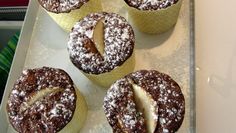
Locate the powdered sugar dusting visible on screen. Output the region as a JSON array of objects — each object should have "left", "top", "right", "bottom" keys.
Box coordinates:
[
  {"left": 103, "top": 78, "right": 146, "bottom": 132},
  {"left": 68, "top": 12, "right": 135, "bottom": 74},
  {"left": 103, "top": 70, "right": 185, "bottom": 132},
  {"left": 38, "top": 0, "right": 89, "bottom": 13},
  {"left": 7, "top": 67, "right": 77, "bottom": 132},
  {"left": 125, "top": 0, "right": 179, "bottom": 10}
]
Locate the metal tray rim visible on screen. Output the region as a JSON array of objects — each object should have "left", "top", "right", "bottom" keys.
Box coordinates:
[{"left": 0, "top": 0, "right": 196, "bottom": 132}]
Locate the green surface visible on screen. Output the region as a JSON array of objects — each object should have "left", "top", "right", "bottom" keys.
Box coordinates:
[{"left": 0, "top": 31, "right": 19, "bottom": 99}]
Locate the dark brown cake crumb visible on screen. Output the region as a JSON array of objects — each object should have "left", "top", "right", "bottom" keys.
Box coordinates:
[
  {"left": 124, "top": 0, "right": 179, "bottom": 10},
  {"left": 103, "top": 70, "right": 185, "bottom": 133},
  {"left": 7, "top": 67, "right": 77, "bottom": 133},
  {"left": 38, "top": 0, "right": 89, "bottom": 13},
  {"left": 68, "top": 12, "right": 135, "bottom": 74}
]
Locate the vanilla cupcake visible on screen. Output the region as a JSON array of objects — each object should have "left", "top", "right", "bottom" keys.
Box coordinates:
[
  {"left": 68, "top": 12, "right": 135, "bottom": 87},
  {"left": 104, "top": 70, "right": 185, "bottom": 132},
  {"left": 38, "top": 0, "right": 102, "bottom": 32},
  {"left": 124, "top": 0, "right": 182, "bottom": 34},
  {"left": 7, "top": 67, "right": 87, "bottom": 133}
]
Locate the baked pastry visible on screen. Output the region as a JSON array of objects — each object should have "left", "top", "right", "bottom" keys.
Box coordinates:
[
  {"left": 103, "top": 70, "right": 185, "bottom": 133},
  {"left": 68, "top": 12, "right": 135, "bottom": 87},
  {"left": 7, "top": 67, "right": 87, "bottom": 133},
  {"left": 124, "top": 0, "right": 182, "bottom": 34},
  {"left": 38, "top": 0, "right": 102, "bottom": 32}
]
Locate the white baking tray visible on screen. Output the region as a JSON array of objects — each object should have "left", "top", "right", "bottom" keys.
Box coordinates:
[{"left": 0, "top": 0, "right": 195, "bottom": 132}]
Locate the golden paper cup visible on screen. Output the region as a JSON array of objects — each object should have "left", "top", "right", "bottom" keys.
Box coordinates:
[
  {"left": 68, "top": 12, "right": 136, "bottom": 88},
  {"left": 84, "top": 54, "right": 135, "bottom": 88},
  {"left": 125, "top": 0, "right": 182, "bottom": 34},
  {"left": 60, "top": 88, "right": 87, "bottom": 133},
  {"left": 47, "top": 0, "right": 102, "bottom": 32}
]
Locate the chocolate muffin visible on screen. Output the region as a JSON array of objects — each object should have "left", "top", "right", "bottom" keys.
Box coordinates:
[
  {"left": 125, "top": 0, "right": 179, "bottom": 10},
  {"left": 124, "top": 0, "right": 182, "bottom": 34},
  {"left": 103, "top": 70, "right": 185, "bottom": 133},
  {"left": 68, "top": 12, "right": 135, "bottom": 87},
  {"left": 37, "top": 0, "right": 102, "bottom": 32},
  {"left": 7, "top": 67, "right": 87, "bottom": 133}
]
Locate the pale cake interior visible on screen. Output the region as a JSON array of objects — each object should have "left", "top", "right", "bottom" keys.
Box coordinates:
[
  {"left": 132, "top": 83, "right": 157, "bottom": 133},
  {"left": 93, "top": 18, "right": 105, "bottom": 55},
  {"left": 20, "top": 87, "right": 63, "bottom": 112},
  {"left": 8, "top": 87, "right": 87, "bottom": 133}
]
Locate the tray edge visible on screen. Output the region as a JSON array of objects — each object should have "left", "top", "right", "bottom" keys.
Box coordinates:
[
  {"left": 0, "top": 0, "right": 39, "bottom": 131},
  {"left": 189, "top": 0, "right": 196, "bottom": 132}
]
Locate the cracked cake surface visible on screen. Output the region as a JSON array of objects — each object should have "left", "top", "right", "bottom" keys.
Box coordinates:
[
  {"left": 68, "top": 12, "right": 135, "bottom": 75},
  {"left": 124, "top": 0, "right": 179, "bottom": 10},
  {"left": 38, "top": 0, "right": 90, "bottom": 13},
  {"left": 7, "top": 67, "right": 77, "bottom": 133},
  {"left": 103, "top": 70, "right": 185, "bottom": 133}
]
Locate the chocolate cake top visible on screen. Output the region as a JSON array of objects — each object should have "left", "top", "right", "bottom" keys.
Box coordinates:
[
  {"left": 68, "top": 12, "right": 135, "bottom": 74},
  {"left": 7, "top": 67, "right": 77, "bottom": 133},
  {"left": 38, "top": 0, "right": 89, "bottom": 13},
  {"left": 103, "top": 70, "right": 185, "bottom": 133},
  {"left": 124, "top": 0, "right": 179, "bottom": 10}
]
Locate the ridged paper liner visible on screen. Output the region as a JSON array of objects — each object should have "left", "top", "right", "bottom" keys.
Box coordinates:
[
  {"left": 8, "top": 88, "right": 88, "bottom": 133},
  {"left": 47, "top": 0, "right": 102, "bottom": 32},
  {"left": 84, "top": 54, "right": 135, "bottom": 88},
  {"left": 60, "top": 89, "right": 87, "bottom": 133},
  {"left": 125, "top": 0, "right": 182, "bottom": 34}
]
